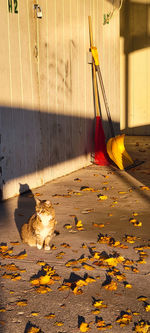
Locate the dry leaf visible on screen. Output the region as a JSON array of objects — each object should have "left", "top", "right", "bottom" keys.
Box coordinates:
[
  {"left": 103, "top": 280, "right": 117, "bottom": 291},
  {"left": 137, "top": 296, "right": 148, "bottom": 302},
  {"left": 93, "top": 300, "right": 107, "bottom": 308},
  {"left": 10, "top": 241, "right": 20, "bottom": 246},
  {"left": 145, "top": 304, "right": 150, "bottom": 312},
  {"left": 140, "top": 186, "right": 150, "bottom": 191},
  {"left": 82, "top": 263, "right": 94, "bottom": 271},
  {"left": 44, "top": 313, "right": 55, "bottom": 319},
  {"left": 134, "top": 320, "right": 150, "bottom": 332},
  {"left": 17, "top": 300, "right": 28, "bottom": 306},
  {"left": 26, "top": 327, "right": 40, "bottom": 333},
  {"left": 54, "top": 321, "right": 64, "bottom": 326},
  {"left": 31, "top": 312, "right": 39, "bottom": 316},
  {"left": 64, "top": 224, "right": 72, "bottom": 229},
  {"left": 0, "top": 308, "right": 6, "bottom": 313},
  {"left": 116, "top": 312, "right": 132, "bottom": 327},
  {"left": 80, "top": 322, "right": 90, "bottom": 332},
  {"left": 97, "top": 194, "right": 108, "bottom": 200},
  {"left": 35, "top": 286, "right": 52, "bottom": 294},
  {"left": 93, "top": 223, "right": 104, "bottom": 228}
]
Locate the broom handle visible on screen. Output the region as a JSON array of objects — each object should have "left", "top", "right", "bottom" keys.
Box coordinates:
[
  {"left": 88, "top": 16, "right": 99, "bottom": 117},
  {"left": 96, "top": 66, "right": 115, "bottom": 137}
]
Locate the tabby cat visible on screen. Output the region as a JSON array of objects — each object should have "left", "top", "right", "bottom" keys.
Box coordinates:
[{"left": 21, "top": 199, "right": 57, "bottom": 250}]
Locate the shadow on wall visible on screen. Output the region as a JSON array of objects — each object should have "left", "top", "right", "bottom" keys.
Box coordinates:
[
  {"left": 120, "top": 0, "right": 150, "bottom": 134},
  {"left": 0, "top": 105, "right": 120, "bottom": 201}
]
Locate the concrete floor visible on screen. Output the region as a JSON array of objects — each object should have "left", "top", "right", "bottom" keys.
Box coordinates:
[{"left": 0, "top": 136, "right": 150, "bottom": 333}]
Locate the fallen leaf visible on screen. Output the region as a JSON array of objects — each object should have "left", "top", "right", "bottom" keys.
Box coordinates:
[
  {"left": 31, "top": 312, "right": 39, "bottom": 316},
  {"left": 17, "top": 300, "right": 28, "bottom": 306},
  {"left": 145, "top": 304, "right": 150, "bottom": 312},
  {"left": 35, "top": 286, "right": 52, "bottom": 294},
  {"left": 103, "top": 280, "right": 117, "bottom": 291},
  {"left": 93, "top": 300, "right": 107, "bottom": 308},
  {"left": 44, "top": 313, "right": 55, "bottom": 319},
  {"left": 54, "top": 321, "right": 64, "bottom": 326},
  {"left": 10, "top": 241, "right": 20, "bottom": 246},
  {"left": 97, "top": 194, "right": 108, "bottom": 200},
  {"left": 134, "top": 320, "right": 150, "bottom": 332},
  {"left": 93, "top": 223, "right": 104, "bottom": 228},
  {"left": 26, "top": 327, "right": 40, "bottom": 333},
  {"left": 64, "top": 224, "right": 72, "bottom": 229},
  {"left": 137, "top": 296, "right": 148, "bottom": 302},
  {"left": 82, "top": 263, "right": 94, "bottom": 271},
  {"left": 0, "top": 308, "right": 6, "bottom": 313},
  {"left": 80, "top": 322, "right": 90, "bottom": 332}
]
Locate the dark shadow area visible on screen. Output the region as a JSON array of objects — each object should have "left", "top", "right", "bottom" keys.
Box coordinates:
[
  {"left": 0, "top": 105, "right": 120, "bottom": 201},
  {"left": 14, "top": 183, "right": 36, "bottom": 236},
  {"left": 120, "top": 0, "right": 150, "bottom": 134}
]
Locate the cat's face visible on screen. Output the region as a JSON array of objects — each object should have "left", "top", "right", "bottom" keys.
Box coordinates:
[{"left": 36, "top": 199, "right": 54, "bottom": 217}]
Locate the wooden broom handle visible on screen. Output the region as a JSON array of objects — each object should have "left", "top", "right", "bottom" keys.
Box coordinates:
[{"left": 88, "top": 16, "right": 99, "bottom": 117}]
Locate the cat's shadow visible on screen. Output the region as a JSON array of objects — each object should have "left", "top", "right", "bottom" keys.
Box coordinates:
[{"left": 14, "top": 183, "right": 36, "bottom": 237}]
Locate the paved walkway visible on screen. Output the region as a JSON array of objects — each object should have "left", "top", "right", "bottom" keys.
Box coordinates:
[{"left": 0, "top": 136, "right": 150, "bottom": 333}]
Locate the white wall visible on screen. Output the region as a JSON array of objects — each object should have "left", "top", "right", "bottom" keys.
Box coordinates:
[{"left": 0, "top": 0, "right": 120, "bottom": 200}]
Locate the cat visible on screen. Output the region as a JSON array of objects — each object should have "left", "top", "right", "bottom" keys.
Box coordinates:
[{"left": 21, "top": 199, "right": 57, "bottom": 250}]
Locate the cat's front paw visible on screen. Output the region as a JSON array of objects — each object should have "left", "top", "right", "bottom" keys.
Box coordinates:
[
  {"left": 44, "top": 245, "right": 50, "bottom": 251},
  {"left": 37, "top": 244, "right": 42, "bottom": 250}
]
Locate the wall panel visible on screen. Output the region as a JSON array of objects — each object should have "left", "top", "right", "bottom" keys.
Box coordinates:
[{"left": 0, "top": 0, "right": 120, "bottom": 200}]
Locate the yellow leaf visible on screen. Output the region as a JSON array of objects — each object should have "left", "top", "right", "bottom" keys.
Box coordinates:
[
  {"left": 91, "top": 309, "right": 100, "bottom": 314},
  {"left": 44, "top": 313, "right": 55, "bottom": 319},
  {"left": 31, "top": 312, "right": 39, "bottom": 316},
  {"left": 64, "top": 224, "right": 72, "bottom": 229},
  {"left": 145, "top": 304, "right": 150, "bottom": 312},
  {"left": 36, "top": 261, "right": 46, "bottom": 266},
  {"left": 104, "top": 281, "right": 117, "bottom": 291},
  {"left": 65, "top": 260, "right": 79, "bottom": 267},
  {"left": 134, "top": 320, "right": 150, "bottom": 332},
  {"left": 30, "top": 278, "right": 40, "bottom": 286},
  {"left": 17, "top": 300, "right": 28, "bottom": 306},
  {"left": 73, "top": 286, "right": 83, "bottom": 295},
  {"left": 55, "top": 321, "right": 64, "bottom": 326},
  {"left": 0, "top": 308, "right": 6, "bottom": 313},
  {"left": 58, "top": 284, "right": 70, "bottom": 291},
  {"left": 140, "top": 186, "right": 150, "bottom": 191},
  {"left": 85, "top": 277, "right": 96, "bottom": 284},
  {"left": 93, "top": 223, "right": 104, "bottom": 228},
  {"left": 93, "top": 300, "right": 107, "bottom": 308},
  {"left": 137, "top": 296, "right": 148, "bottom": 302},
  {"left": 10, "top": 241, "right": 20, "bottom": 246},
  {"left": 82, "top": 264, "right": 94, "bottom": 271},
  {"left": 39, "top": 275, "right": 52, "bottom": 285},
  {"left": 26, "top": 327, "right": 40, "bottom": 333},
  {"left": 11, "top": 274, "right": 21, "bottom": 281},
  {"left": 76, "top": 279, "right": 87, "bottom": 287},
  {"left": 124, "top": 283, "right": 132, "bottom": 289},
  {"left": 80, "top": 322, "right": 90, "bottom": 332},
  {"left": 14, "top": 252, "right": 27, "bottom": 260},
  {"left": 97, "top": 194, "right": 108, "bottom": 200},
  {"left": 35, "top": 286, "right": 52, "bottom": 294}
]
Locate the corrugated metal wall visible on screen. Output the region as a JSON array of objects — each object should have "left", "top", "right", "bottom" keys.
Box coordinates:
[{"left": 0, "top": 0, "right": 120, "bottom": 200}]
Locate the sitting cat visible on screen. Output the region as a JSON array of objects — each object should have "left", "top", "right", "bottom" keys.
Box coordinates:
[{"left": 21, "top": 199, "right": 57, "bottom": 250}]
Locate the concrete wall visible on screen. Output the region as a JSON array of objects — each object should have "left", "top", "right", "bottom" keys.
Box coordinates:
[
  {"left": 120, "top": 0, "right": 150, "bottom": 134},
  {"left": 0, "top": 0, "right": 120, "bottom": 200}
]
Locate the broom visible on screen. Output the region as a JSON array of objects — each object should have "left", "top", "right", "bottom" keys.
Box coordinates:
[{"left": 88, "top": 16, "right": 110, "bottom": 166}]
